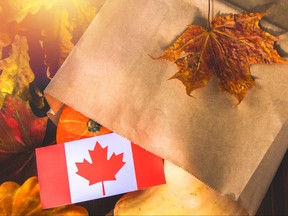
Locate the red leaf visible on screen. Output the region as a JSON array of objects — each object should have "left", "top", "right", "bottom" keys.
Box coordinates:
[
  {"left": 0, "top": 94, "right": 48, "bottom": 184},
  {"left": 75, "top": 142, "right": 126, "bottom": 196}
]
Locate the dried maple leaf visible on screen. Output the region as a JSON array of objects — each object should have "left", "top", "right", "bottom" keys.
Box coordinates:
[
  {"left": 76, "top": 142, "right": 126, "bottom": 196},
  {"left": 159, "top": 12, "right": 287, "bottom": 102},
  {"left": 0, "top": 94, "right": 47, "bottom": 184},
  {"left": 0, "top": 35, "right": 34, "bottom": 109}
]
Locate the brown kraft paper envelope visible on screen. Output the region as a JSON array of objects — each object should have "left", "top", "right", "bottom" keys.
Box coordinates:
[{"left": 44, "top": 0, "right": 288, "bottom": 215}]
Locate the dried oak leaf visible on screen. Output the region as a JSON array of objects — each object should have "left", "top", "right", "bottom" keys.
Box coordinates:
[
  {"left": 0, "top": 35, "right": 34, "bottom": 109},
  {"left": 159, "top": 12, "right": 287, "bottom": 102},
  {"left": 42, "top": 7, "right": 74, "bottom": 78},
  {"left": 0, "top": 0, "right": 53, "bottom": 47},
  {"left": 0, "top": 94, "right": 47, "bottom": 184},
  {"left": 0, "top": 176, "right": 88, "bottom": 215},
  {"left": 0, "top": 0, "right": 53, "bottom": 23},
  {"left": 66, "top": 0, "right": 100, "bottom": 33},
  {"left": 76, "top": 142, "right": 125, "bottom": 196},
  {"left": 0, "top": 9, "right": 18, "bottom": 47}
]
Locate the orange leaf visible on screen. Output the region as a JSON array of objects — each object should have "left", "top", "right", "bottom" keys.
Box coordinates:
[{"left": 159, "top": 12, "right": 287, "bottom": 103}]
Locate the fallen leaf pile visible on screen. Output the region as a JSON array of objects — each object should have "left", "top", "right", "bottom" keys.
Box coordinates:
[
  {"left": 0, "top": 0, "right": 105, "bottom": 214},
  {"left": 158, "top": 13, "right": 287, "bottom": 102},
  {"left": 0, "top": 0, "right": 103, "bottom": 109}
]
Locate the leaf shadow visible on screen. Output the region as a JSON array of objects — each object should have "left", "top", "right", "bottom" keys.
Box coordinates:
[
  {"left": 274, "top": 43, "right": 288, "bottom": 58},
  {"left": 191, "top": 8, "right": 207, "bottom": 28}
]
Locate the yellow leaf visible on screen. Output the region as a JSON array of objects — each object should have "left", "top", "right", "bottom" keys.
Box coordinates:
[
  {"left": 41, "top": 0, "right": 102, "bottom": 78},
  {"left": 0, "top": 10, "right": 18, "bottom": 47},
  {"left": 29, "top": 84, "right": 45, "bottom": 110},
  {"left": 42, "top": 8, "right": 74, "bottom": 78},
  {"left": 0, "top": 177, "right": 88, "bottom": 216},
  {"left": 0, "top": 22, "right": 18, "bottom": 47},
  {"left": 0, "top": 0, "right": 55, "bottom": 23},
  {"left": 0, "top": 35, "right": 34, "bottom": 108},
  {"left": 68, "top": 0, "right": 100, "bottom": 32},
  {"left": 0, "top": 0, "right": 55, "bottom": 47}
]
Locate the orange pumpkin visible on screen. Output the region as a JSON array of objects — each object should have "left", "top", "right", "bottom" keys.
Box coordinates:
[
  {"left": 0, "top": 176, "right": 88, "bottom": 215},
  {"left": 56, "top": 105, "right": 112, "bottom": 143}
]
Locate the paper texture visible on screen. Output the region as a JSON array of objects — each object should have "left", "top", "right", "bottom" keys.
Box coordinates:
[{"left": 44, "top": 0, "right": 288, "bottom": 214}]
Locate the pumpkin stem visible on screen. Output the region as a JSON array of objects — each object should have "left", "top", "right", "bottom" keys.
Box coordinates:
[{"left": 87, "top": 119, "right": 102, "bottom": 132}]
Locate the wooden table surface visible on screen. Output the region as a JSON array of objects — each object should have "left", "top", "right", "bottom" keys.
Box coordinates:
[{"left": 256, "top": 151, "right": 288, "bottom": 215}]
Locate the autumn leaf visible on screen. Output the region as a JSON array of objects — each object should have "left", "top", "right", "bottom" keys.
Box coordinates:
[
  {"left": 0, "top": 0, "right": 103, "bottom": 109},
  {"left": 0, "top": 94, "right": 47, "bottom": 184},
  {"left": 67, "top": 0, "right": 100, "bottom": 33},
  {"left": 0, "top": 0, "right": 54, "bottom": 23},
  {"left": 159, "top": 12, "right": 287, "bottom": 102},
  {"left": 0, "top": 176, "right": 88, "bottom": 215},
  {"left": 42, "top": 7, "right": 74, "bottom": 78},
  {"left": 41, "top": 0, "right": 102, "bottom": 78},
  {"left": 0, "top": 0, "right": 53, "bottom": 47},
  {"left": 0, "top": 35, "right": 34, "bottom": 109},
  {"left": 76, "top": 142, "right": 126, "bottom": 196},
  {"left": 0, "top": 13, "right": 18, "bottom": 47}
]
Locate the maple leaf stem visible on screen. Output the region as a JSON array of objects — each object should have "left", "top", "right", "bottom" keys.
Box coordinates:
[
  {"left": 207, "top": 0, "right": 211, "bottom": 31},
  {"left": 102, "top": 181, "right": 106, "bottom": 196}
]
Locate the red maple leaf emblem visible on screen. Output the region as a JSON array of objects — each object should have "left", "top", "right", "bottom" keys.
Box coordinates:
[{"left": 75, "top": 142, "right": 126, "bottom": 196}]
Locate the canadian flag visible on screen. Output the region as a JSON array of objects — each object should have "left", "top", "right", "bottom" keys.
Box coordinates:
[{"left": 36, "top": 133, "right": 166, "bottom": 209}]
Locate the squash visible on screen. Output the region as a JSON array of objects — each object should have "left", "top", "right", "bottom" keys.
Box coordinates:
[
  {"left": 0, "top": 176, "right": 88, "bottom": 216},
  {"left": 114, "top": 161, "right": 249, "bottom": 215},
  {"left": 56, "top": 105, "right": 112, "bottom": 143}
]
